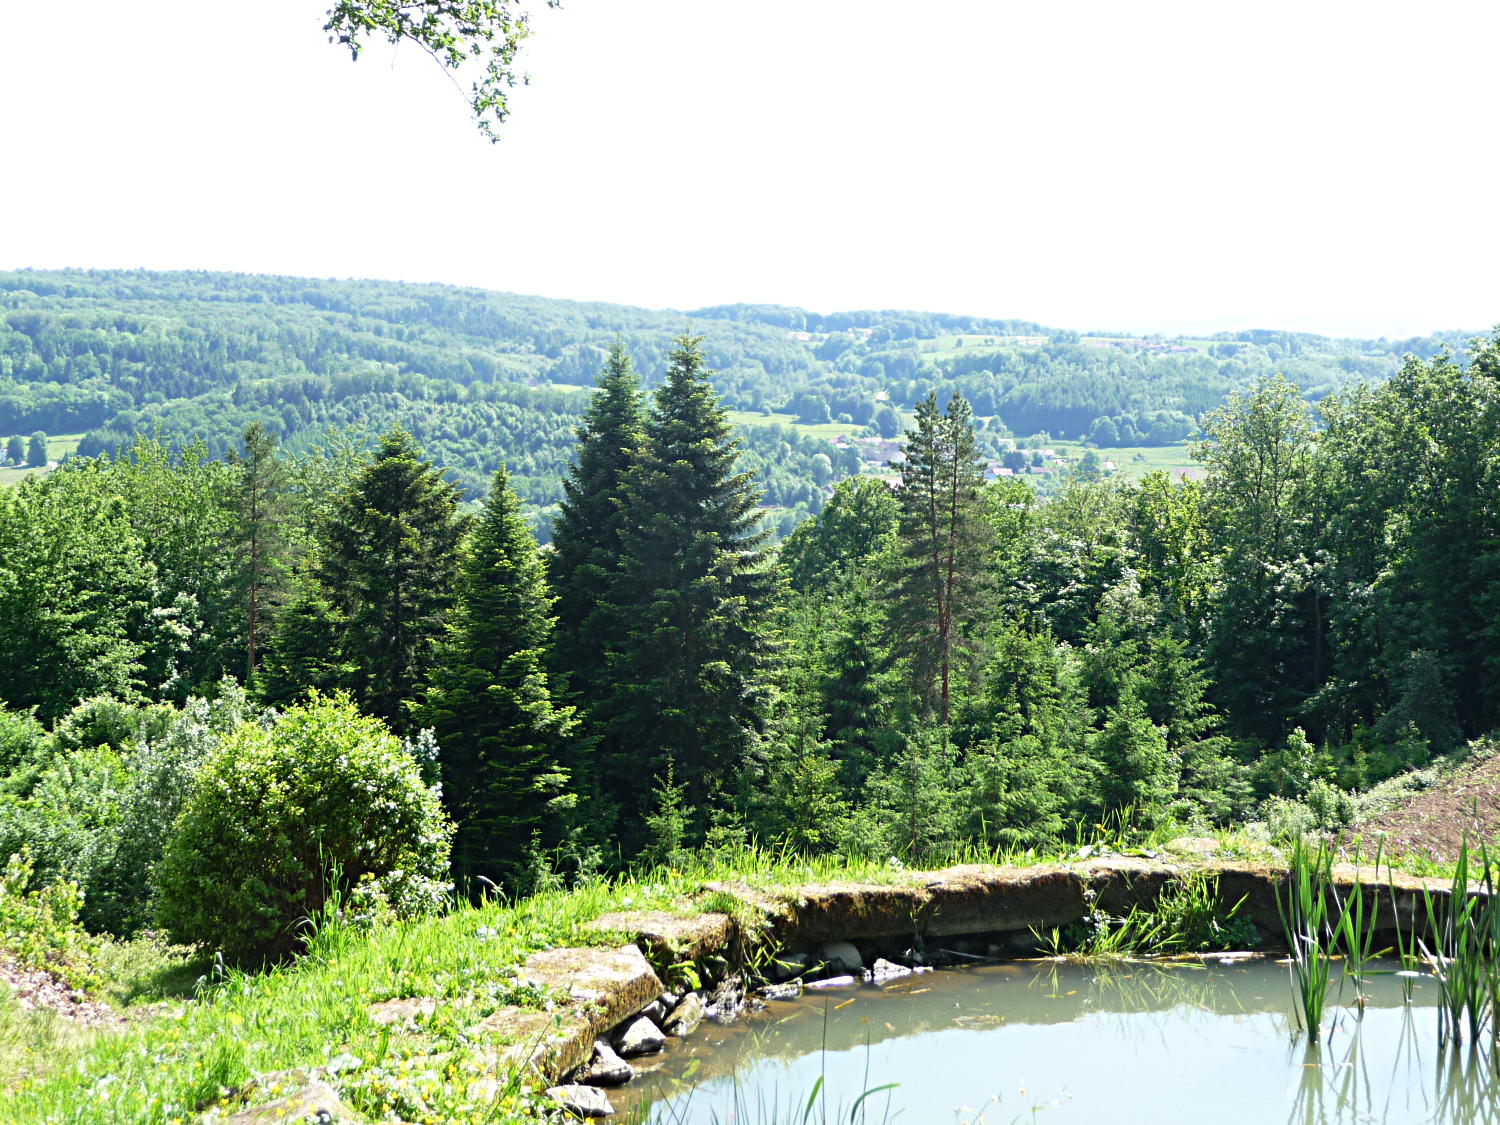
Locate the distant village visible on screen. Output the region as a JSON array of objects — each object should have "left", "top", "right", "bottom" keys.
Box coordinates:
[{"left": 830, "top": 434, "right": 1113, "bottom": 485}]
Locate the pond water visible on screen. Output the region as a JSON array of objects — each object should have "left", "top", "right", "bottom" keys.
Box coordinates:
[{"left": 618, "top": 959, "right": 1500, "bottom": 1125}]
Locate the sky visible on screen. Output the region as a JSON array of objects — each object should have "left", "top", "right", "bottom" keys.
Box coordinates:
[{"left": 2, "top": 0, "right": 1498, "bottom": 339}]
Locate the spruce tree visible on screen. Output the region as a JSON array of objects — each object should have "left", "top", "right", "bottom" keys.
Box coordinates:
[
  {"left": 888, "top": 392, "right": 992, "bottom": 724},
  {"left": 604, "top": 334, "right": 771, "bottom": 834},
  {"left": 231, "top": 423, "right": 291, "bottom": 682},
  {"left": 422, "top": 467, "right": 576, "bottom": 890},
  {"left": 317, "top": 428, "right": 467, "bottom": 730},
  {"left": 549, "top": 341, "right": 646, "bottom": 705}
]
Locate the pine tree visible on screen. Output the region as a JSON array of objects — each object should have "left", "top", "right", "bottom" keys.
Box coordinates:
[
  {"left": 422, "top": 467, "right": 576, "bottom": 889},
  {"left": 231, "top": 423, "right": 291, "bottom": 681},
  {"left": 255, "top": 569, "right": 348, "bottom": 706},
  {"left": 317, "top": 429, "right": 468, "bottom": 730},
  {"left": 549, "top": 341, "right": 646, "bottom": 705},
  {"left": 603, "top": 334, "right": 771, "bottom": 835},
  {"left": 888, "top": 392, "right": 992, "bottom": 724}
]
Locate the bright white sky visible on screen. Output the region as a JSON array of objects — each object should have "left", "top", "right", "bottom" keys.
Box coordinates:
[{"left": 3, "top": 0, "right": 1498, "bottom": 338}]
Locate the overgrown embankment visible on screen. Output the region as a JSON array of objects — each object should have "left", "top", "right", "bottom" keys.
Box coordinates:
[{"left": 4, "top": 840, "right": 1490, "bottom": 1125}]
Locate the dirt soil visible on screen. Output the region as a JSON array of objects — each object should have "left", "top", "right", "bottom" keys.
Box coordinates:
[
  {"left": 1356, "top": 753, "right": 1500, "bottom": 862},
  {"left": 0, "top": 956, "right": 124, "bottom": 1031}
]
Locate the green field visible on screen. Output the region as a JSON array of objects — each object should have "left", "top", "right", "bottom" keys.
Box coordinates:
[
  {"left": 726, "top": 410, "right": 869, "bottom": 441},
  {"left": 1050, "top": 439, "right": 1202, "bottom": 482},
  {"left": 0, "top": 434, "right": 83, "bottom": 488},
  {"left": 916, "top": 333, "right": 1039, "bottom": 360}
]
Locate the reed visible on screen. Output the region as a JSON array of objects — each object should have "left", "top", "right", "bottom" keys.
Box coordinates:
[
  {"left": 1416, "top": 840, "right": 1499, "bottom": 1048},
  {"left": 1276, "top": 837, "right": 1336, "bottom": 1036}
]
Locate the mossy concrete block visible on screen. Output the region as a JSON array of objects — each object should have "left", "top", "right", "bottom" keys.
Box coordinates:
[
  {"left": 586, "top": 910, "right": 736, "bottom": 962},
  {"left": 468, "top": 944, "right": 663, "bottom": 1081},
  {"left": 523, "top": 944, "right": 663, "bottom": 1026},
  {"left": 366, "top": 996, "right": 436, "bottom": 1026},
  {"left": 215, "top": 1080, "right": 361, "bottom": 1124},
  {"left": 921, "top": 865, "right": 1089, "bottom": 936}
]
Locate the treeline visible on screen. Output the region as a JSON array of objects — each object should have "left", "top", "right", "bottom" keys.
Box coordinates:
[
  {"left": 4, "top": 331, "right": 1499, "bottom": 940},
  {"left": 1, "top": 269, "right": 1469, "bottom": 534}
]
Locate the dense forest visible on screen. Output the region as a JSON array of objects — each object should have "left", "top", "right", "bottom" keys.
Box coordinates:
[
  {"left": 2, "top": 327, "right": 1498, "bottom": 961},
  {"left": 0, "top": 268, "right": 1474, "bottom": 536}
]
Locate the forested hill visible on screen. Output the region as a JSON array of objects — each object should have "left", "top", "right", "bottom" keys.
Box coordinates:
[{"left": 0, "top": 268, "right": 1477, "bottom": 532}]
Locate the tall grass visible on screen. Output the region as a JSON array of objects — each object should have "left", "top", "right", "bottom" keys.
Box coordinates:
[
  {"left": 1416, "top": 841, "right": 1500, "bottom": 1048},
  {"left": 1276, "top": 838, "right": 1338, "bottom": 1036}
]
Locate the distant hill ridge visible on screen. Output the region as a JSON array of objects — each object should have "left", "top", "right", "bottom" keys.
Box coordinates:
[{"left": 0, "top": 268, "right": 1479, "bottom": 531}]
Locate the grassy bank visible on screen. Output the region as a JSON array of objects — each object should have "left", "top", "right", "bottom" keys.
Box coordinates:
[{"left": 2, "top": 828, "right": 1491, "bottom": 1125}]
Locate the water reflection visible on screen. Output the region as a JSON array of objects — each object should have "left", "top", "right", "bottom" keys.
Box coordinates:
[{"left": 620, "top": 960, "right": 1500, "bottom": 1125}]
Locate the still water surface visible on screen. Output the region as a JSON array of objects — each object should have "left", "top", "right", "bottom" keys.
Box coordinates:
[{"left": 620, "top": 959, "right": 1499, "bottom": 1125}]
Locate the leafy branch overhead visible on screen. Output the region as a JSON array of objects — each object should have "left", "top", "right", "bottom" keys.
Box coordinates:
[{"left": 323, "top": 0, "right": 560, "bottom": 140}]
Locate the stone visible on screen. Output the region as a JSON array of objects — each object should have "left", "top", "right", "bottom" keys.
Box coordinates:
[
  {"left": 575, "top": 1038, "right": 634, "bottom": 1087},
  {"left": 770, "top": 951, "right": 814, "bottom": 982},
  {"left": 523, "top": 945, "right": 663, "bottom": 1028},
  {"left": 760, "top": 980, "right": 803, "bottom": 1001},
  {"left": 584, "top": 911, "right": 736, "bottom": 963},
  {"left": 366, "top": 997, "right": 436, "bottom": 1026},
  {"left": 612, "top": 1014, "right": 666, "bottom": 1057},
  {"left": 639, "top": 999, "right": 667, "bottom": 1025},
  {"left": 660, "top": 990, "right": 683, "bottom": 1009},
  {"left": 869, "top": 958, "right": 910, "bottom": 982},
  {"left": 819, "top": 941, "right": 864, "bottom": 972},
  {"left": 806, "top": 974, "right": 859, "bottom": 989},
  {"left": 546, "top": 1083, "right": 615, "bottom": 1118},
  {"left": 662, "top": 991, "right": 704, "bottom": 1037},
  {"left": 217, "top": 1080, "right": 360, "bottom": 1124},
  {"left": 467, "top": 1007, "right": 595, "bottom": 1079},
  {"left": 1164, "top": 836, "right": 1222, "bottom": 857}
]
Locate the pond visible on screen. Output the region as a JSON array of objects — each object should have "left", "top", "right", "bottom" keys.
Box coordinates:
[{"left": 617, "top": 959, "right": 1499, "bottom": 1125}]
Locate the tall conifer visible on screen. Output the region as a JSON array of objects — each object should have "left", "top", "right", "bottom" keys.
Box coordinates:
[
  {"left": 604, "top": 334, "right": 771, "bottom": 833},
  {"left": 422, "top": 467, "right": 575, "bottom": 889},
  {"left": 317, "top": 428, "right": 467, "bottom": 730},
  {"left": 231, "top": 423, "right": 291, "bottom": 682},
  {"left": 889, "top": 392, "right": 992, "bottom": 724},
  {"left": 549, "top": 341, "right": 647, "bottom": 700}
]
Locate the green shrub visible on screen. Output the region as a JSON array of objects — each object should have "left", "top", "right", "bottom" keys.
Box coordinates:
[
  {"left": 0, "top": 707, "right": 46, "bottom": 779},
  {"left": 154, "top": 694, "right": 452, "bottom": 964},
  {"left": 83, "top": 685, "right": 259, "bottom": 936},
  {"left": 0, "top": 852, "right": 102, "bottom": 992},
  {"left": 48, "top": 696, "right": 174, "bottom": 758},
  {"left": 0, "top": 745, "right": 126, "bottom": 892}
]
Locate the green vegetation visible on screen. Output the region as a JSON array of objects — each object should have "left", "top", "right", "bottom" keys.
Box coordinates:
[
  {"left": 154, "top": 695, "right": 452, "bottom": 964},
  {"left": 1, "top": 269, "right": 1472, "bottom": 535},
  {"left": 1043, "top": 871, "right": 1256, "bottom": 959},
  {"left": 2, "top": 304, "right": 1500, "bottom": 1120}
]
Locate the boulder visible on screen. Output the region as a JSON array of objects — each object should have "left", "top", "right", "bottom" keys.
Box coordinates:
[
  {"left": 546, "top": 1084, "right": 615, "bottom": 1118},
  {"left": 663, "top": 991, "right": 704, "bottom": 1037},
  {"left": 820, "top": 941, "right": 864, "bottom": 973},
  {"left": 584, "top": 911, "right": 736, "bottom": 963},
  {"left": 639, "top": 999, "right": 667, "bottom": 1025},
  {"left": 575, "top": 1038, "right": 634, "bottom": 1087},
  {"left": 217, "top": 1080, "right": 360, "bottom": 1124},
  {"left": 770, "top": 951, "right": 814, "bottom": 982},
  {"left": 612, "top": 1014, "right": 666, "bottom": 1057},
  {"left": 869, "top": 958, "right": 910, "bottom": 982},
  {"left": 366, "top": 997, "right": 436, "bottom": 1026}
]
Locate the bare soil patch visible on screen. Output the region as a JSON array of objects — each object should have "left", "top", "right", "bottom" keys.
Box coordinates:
[
  {"left": 0, "top": 956, "right": 124, "bottom": 1031},
  {"left": 1356, "top": 753, "right": 1500, "bottom": 862}
]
